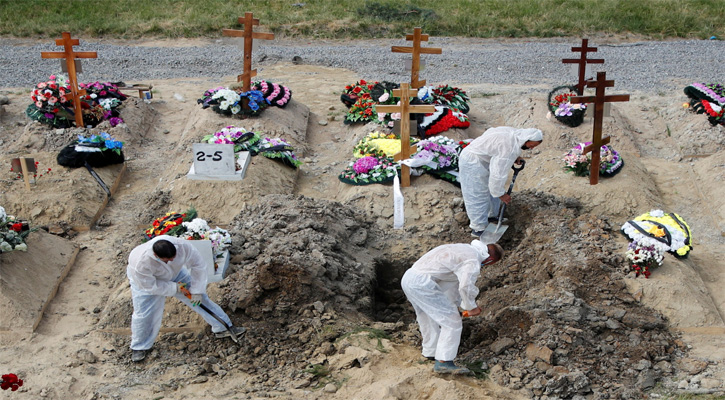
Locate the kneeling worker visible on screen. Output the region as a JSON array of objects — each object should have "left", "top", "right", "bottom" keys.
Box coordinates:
[
  {"left": 402, "top": 240, "right": 504, "bottom": 374},
  {"left": 127, "top": 235, "right": 246, "bottom": 362}
]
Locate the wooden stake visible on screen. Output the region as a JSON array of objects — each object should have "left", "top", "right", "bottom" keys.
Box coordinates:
[
  {"left": 41, "top": 32, "right": 98, "bottom": 127},
  {"left": 570, "top": 71, "right": 629, "bottom": 185},
  {"left": 376, "top": 83, "right": 435, "bottom": 187},
  {"left": 19, "top": 157, "right": 32, "bottom": 191},
  {"left": 391, "top": 28, "right": 442, "bottom": 89}
]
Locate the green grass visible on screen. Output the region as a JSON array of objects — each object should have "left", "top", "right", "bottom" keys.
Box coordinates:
[{"left": 0, "top": 0, "right": 722, "bottom": 39}]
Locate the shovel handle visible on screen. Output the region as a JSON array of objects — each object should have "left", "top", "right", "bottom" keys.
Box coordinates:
[{"left": 513, "top": 159, "right": 526, "bottom": 171}]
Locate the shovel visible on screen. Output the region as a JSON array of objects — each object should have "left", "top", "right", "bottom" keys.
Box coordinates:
[
  {"left": 479, "top": 160, "right": 525, "bottom": 244},
  {"left": 179, "top": 285, "right": 240, "bottom": 344}
]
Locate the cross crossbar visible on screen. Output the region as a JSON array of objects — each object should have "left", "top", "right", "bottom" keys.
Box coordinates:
[
  {"left": 562, "top": 39, "right": 605, "bottom": 95},
  {"left": 376, "top": 83, "right": 435, "bottom": 187},
  {"left": 40, "top": 32, "right": 97, "bottom": 127},
  {"left": 570, "top": 71, "right": 629, "bottom": 185},
  {"left": 391, "top": 27, "right": 441, "bottom": 89}
]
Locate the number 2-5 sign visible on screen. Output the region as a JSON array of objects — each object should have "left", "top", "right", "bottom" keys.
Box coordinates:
[{"left": 191, "top": 143, "right": 236, "bottom": 176}]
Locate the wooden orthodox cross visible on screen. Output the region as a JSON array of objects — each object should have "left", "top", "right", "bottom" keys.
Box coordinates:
[
  {"left": 562, "top": 38, "right": 604, "bottom": 95},
  {"left": 391, "top": 28, "right": 442, "bottom": 89},
  {"left": 376, "top": 83, "right": 435, "bottom": 187},
  {"left": 222, "top": 12, "right": 275, "bottom": 92},
  {"left": 40, "top": 32, "right": 98, "bottom": 127},
  {"left": 570, "top": 71, "right": 629, "bottom": 185}
]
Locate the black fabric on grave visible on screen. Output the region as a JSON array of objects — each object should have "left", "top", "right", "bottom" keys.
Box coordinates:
[{"left": 57, "top": 141, "right": 125, "bottom": 169}]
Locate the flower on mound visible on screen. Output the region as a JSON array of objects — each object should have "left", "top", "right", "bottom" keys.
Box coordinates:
[
  {"left": 26, "top": 75, "right": 127, "bottom": 128},
  {"left": 197, "top": 85, "right": 270, "bottom": 117},
  {"left": 621, "top": 209, "right": 693, "bottom": 259},
  {"left": 338, "top": 155, "right": 399, "bottom": 185},
  {"left": 0, "top": 206, "right": 34, "bottom": 253},
  {"left": 625, "top": 240, "right": 664, "bottom": 278},
  {"left": 352, "top": 131, "right": 419, "bottom": 159},
  {"left": 144, "top": 209, "right": 231, "bottom": 258},
  {"left": 562, "top": 142, "right": 623, "bottom": 177},
  {"left": 547, "top": 85, "right": 586, "bottom": 127}
]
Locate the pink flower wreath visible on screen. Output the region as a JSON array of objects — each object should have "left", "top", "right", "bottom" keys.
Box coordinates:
[{"left": 252, "top": 80, "right": 292, "bottom": 108}]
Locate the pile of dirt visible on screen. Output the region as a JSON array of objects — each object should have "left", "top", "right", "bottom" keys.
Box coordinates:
[{"left": 454, "top": 191, "right": 683, "bottom": 399}]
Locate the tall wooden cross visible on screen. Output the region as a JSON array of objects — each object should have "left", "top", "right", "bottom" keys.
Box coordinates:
[
  {"left": 391, "top": 28, "right": 442, "bottom": 89},
  {"left": 222, "top": 12, "right": 275, "bottom": 92},
  {"left": 40, "top": 32, "right": 97, "bottom": 127},
  {"left": 562, "top": 38, "right": 604, "bottom": 95},
  {"left": 570, "top": 71, "right": 629, "bottom": 185},
  {"left": 376, "top": 83, "right": 435, "bottom": 187}
]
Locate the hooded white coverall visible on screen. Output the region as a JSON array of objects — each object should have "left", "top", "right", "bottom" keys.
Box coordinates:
[
  {"left": 459, "top": 127, "right": 544, "bottom": 231},
  {"left": 127, "top": 235, "right": 233, "bottom": 351},
  {"left": 401, "top": 240, "right": 490, "bottom": 361}
]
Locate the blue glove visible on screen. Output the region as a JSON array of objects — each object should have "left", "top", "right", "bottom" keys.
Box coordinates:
[{"left": 190, "top": 294, "right": 202, "bottom": 307}]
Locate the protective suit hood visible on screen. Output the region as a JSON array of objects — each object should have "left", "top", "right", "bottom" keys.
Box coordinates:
[
  {"left": 513, "top": 128, "right": 543, "bottom": 148},
  {"left": 470, "top": 240, "right": 490, "bottom": 261}
]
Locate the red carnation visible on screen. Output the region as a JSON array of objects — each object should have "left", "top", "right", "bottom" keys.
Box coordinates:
[
  {"left": 359, "top": 80, "right": 366, "bottom": 85},
  {"left": 1, "top": 373, "right": 23, "bottom": 391},
  {"left": 353, "top": 87, "right": 362, "bottom": 94},
  {"left": 10, "top": 223, "right": 23, "bottom": 232}
]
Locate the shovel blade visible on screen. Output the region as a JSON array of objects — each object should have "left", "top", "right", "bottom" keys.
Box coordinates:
[{"left": 478, "top": 224, "right": 509, "bottom": 244}]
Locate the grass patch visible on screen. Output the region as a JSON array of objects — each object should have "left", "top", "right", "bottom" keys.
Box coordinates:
[
  {"left": 303, "top": 363, "right": 331, "bottom": 378},
  {"left": 0, "top": 0, "right": 722, "bottom": 39},
  {"left": 462, "top": 360, "right": 489, "bottom": 380},
  {"left": 337, "top": 327, "right": 391, "bottom": 353}
]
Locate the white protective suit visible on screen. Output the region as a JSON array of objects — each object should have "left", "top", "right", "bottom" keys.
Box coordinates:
[
  {"left": 459, "top": 127, "right": 543, "bottom": 231},
  {"left": 401, "top": 240, "right": 490, "bottom": 361},
  {"left": 127, "top": 235, "right": 233, "bottom": 351}
]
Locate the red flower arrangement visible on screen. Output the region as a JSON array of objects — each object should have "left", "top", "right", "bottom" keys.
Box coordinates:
[
  {"left": 1, "top": 373, "right": 23, "bottom": 391},
  {"left": 145, "top": 212, "right": 187, "bottom": 239}
]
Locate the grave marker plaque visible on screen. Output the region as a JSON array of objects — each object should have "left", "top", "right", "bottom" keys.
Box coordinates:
[{"left": 188, "top": 144, "right": 250, "bottom": 181}]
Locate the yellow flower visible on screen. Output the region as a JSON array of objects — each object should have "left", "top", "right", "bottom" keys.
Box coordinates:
[
  {"left": 647, "top": 225, "right": 665, "bottom": 237},
  {"left": 682, "top": 102, "right": 690, "bottom": 108}
]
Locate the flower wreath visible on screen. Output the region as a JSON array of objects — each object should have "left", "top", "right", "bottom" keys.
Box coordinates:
[
  {"left": 202, "top": 126, "right": 261, "bottom": 154},
  {"left": 621, "top": 209, "right": 693, "bottom": 258},
  {"left": 26, "top": 75, "right": 127, "bottom": 128},
  {"left": 144, "top": 208, "right": 231, "bottom": 259},
  {"left": 352, "top": 131, "right": 419, "bottom": 159},
  {"left": 144, "top": 208, "right": 196, "bottom": 239},
  {"left": 684, "top": 83, "right": 725, "bottom": 126},
  {"left": 404, "top": 135, "right": 462, "bottom": 185},
  {"left": 257, "top": 137, "right": 303, "bottom": 169},
  {"left": 547, "top": 85, "right": 586, "bottom": 128},
  {"left": 0, "top": 206, "right": 33, "bottom": 253},
  {"left": 57, "top": 132, "right": 125, "bottom": 168},
  {"left": 338, "top": 155, "right": 399, "bottom": 185},
  {"left": 342, "top": 80, "right": 401, "bottom": 125},
  {"left": 197, "top": 86, "right": 270, "bottom": 118},
  {"left": 418, "top": 106, "right": 470, "bottom": 137},
  {"left": 562, "top": 142, "right": 623, "bottom": 177},
  {"left": 252, "top": 80, "right": 292, "bottom": 108},
  {"left": 418, "top": 85, "right": 471, "bottom": 114}
]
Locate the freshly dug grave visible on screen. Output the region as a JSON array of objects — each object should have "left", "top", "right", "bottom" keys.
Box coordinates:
[{"left": 97, "top": 192, "right": 683, "bottom": 399}]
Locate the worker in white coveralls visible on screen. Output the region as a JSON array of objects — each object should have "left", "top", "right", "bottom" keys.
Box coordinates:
[
  {"left": 402, "top": 240, "right": 504, "bottom": 374},
  {"left": 127, "top": 235, "right": 246, "bottom": 362},
  {"left": 459, "top": 126, "right": 543, "bottom": 237}
]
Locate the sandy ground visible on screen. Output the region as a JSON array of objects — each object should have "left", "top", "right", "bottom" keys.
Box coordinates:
[{"left": 0, "top": 39, "right": 724, "bottom": 399}]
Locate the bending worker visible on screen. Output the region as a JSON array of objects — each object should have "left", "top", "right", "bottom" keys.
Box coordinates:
[
  {"left": 127, "top": 235, "right": 246, "bottom": 362},
  {"left": 459, "top": 126, "right": 543, "bottom": 237},
  {"left": 402, "top": 240, "right": 504, "bottom": 374}
]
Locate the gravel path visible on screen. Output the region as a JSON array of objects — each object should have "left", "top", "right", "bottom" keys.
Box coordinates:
[{"left": 1, "top": 37, "right": 723, "bottom": 92}]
